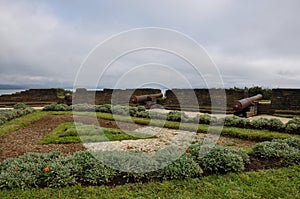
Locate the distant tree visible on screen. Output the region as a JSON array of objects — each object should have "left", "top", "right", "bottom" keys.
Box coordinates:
[{"left": 247, "top": 86, "right": 272, "bottom": 100}]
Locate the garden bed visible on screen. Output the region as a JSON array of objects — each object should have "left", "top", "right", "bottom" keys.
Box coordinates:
[{"left": 0, "top": 114, "right": 143, "bottom": 161}]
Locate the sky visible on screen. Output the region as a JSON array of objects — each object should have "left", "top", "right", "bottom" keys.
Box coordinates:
[{"left": 0, "top": 0, "right": 299, "bottom": 89}]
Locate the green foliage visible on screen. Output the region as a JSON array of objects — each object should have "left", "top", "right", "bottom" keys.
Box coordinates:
[
  {"left": 0, "top": 151, "right": 116, "bottom": 189},
  {"left": 273, "top": 137, "right": 300, "bottom": 150},
  {"left": 13, "top": 103, "right": 27, "bottom": 110},
  {"left": 96, "top": 104, "right": 112, "bottom": 113},
  {"left": 246, "top": 86, "right": 272, "bottom": 100},
  {"left": 285, "top": 117, "right": 300, "bottom": 134},
  {"left": 1, "top": 166, "right": 300, "bottom": 198},
  {"left": 269, "top": 118, "right": 285, "bottom": 132},
  {"left": 194, "top": 145, "right": 249, "bottom": 174},
  {"left": 0, "top": 104, "right": 35, "bottom": 126},
  {"left": 166, "top": 111, "right": 187, "bottom": 122},
  {"left": 252, "top": 138, "right": 300, "bottom": 165},
  {"left": 159, "top": 154, "right": 203, "bottom": 180},
  {"left": 250, "top": 118, "right": 270, "bottom": 130},
  {"left": 224, "top": 116, "right": 249, "bottom": 128}
]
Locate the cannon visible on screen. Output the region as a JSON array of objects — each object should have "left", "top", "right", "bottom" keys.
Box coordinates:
[
  {"left": 233, "top": 94, "right": 263, "bottom": 117},
  {"left": 64, "top": 93, "right": 72, "bottom": 106},
  {"left": 132, "top": 93, "right": 163, "bottom": 108}
]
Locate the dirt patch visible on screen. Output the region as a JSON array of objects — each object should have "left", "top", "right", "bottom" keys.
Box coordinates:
[
  {"left": 245, "top": 156, "right": 286, "bottom": 172},
  {"left": 0, "top": 114, "right": 142, "bottom": 162}
]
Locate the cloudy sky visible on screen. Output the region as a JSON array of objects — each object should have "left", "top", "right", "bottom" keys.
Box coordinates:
[{"left": 0, "top": 0, "right": 299, "bottom": 89}]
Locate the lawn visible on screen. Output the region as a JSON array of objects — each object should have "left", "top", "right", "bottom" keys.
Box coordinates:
[
  {"left": 39, "top": 122, "right": 156, "bottom": 144},
  {"left": 1, "top": 166, "right": 299, "bottom": 199}
]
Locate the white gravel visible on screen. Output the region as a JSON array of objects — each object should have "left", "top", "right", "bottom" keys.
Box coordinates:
[{"left": 83, "top": 126, "right": 201, "bottom": 153}]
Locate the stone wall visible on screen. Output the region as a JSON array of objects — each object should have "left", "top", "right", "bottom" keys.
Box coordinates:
[
  {"left": 1, "top": 88, "right": 299, "bottom": 116},
  {"left": 270, "top": 89, "right": 300, "bottom": 115},
  {"left": 0, "top": 89, "right": 62, "bottom": 107},
  {"left": 73, "top": 88, "right": 162, "bottom": 105},
  {"left": 163, "top": 89, "right": 247, "bottom": 113}
]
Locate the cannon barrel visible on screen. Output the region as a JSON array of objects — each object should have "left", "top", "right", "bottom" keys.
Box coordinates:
[
  {"left": 233, "top": 94, "right": 262, "bottom": 112},
  {"left": 132, "top": 93, "right": 163, "bottom": 104}
]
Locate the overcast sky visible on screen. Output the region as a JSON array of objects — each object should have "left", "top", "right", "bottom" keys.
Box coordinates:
[{"left": 0, "top": 0, "right": 299, "bottom": 89}]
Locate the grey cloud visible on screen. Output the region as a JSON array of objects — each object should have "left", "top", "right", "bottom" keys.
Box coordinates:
[{"left": 0, "top": 0, "right": 299, "bottom": 88}]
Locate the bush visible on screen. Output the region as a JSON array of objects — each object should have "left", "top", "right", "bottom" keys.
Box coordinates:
[
  {"left": 224, "top": 116, "right": 249, "bottom": 128},
  {"left": 252, "top": 138, "right": 300, "bottom": 165},
  {"left": 0, "top": 105, "right": 35, "bottom": 126},
  {"left": 269, "top": 118, "right": 284, "bottom": 132},
  {"left": 97, "top": 104, "right": 112, "bottom": 113},
  {"left": 284, "top": 118, "right": 300, "bottom": 134},
  {"left": 159, "top": 154, "right": 203, "bottom": 180},
  {"left": 111, "top": 105, "right": 129, "bottom": 116},
  {"left": 199, "top": 114, "right": 211, "bottom": 124},
  {"left": 13, "top": 103, "right": 27, "bottom": 110},
  {"left": 166, "top": 111, "right": 184, "bottom": 122},
  {"left": 0, "top": 151, "right": 116, "bottom": 189},
  {"left": 149, "top": 111, "right": 167, "bottom": 120},
  {"left": 250, "top": 118, "right": 270, "bottom": 130},
  {"left": 193, "top": 145, "right": 249, "bottom": 174},
  {"left": 273, "top": 137, "right": 300, "bottom": 150}
]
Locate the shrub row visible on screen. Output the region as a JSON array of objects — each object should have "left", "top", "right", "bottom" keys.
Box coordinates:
[
  {"left": 0, "top": 103, "right": 35, "bottom": 126},
  {"left": 43, "top": 104, "right": 300, "bottom": 134},
  {"left": 0, "top": 149, "right": 203, "bottom": 189}
]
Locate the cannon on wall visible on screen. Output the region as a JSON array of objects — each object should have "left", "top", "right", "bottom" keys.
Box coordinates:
[
  {"left": 64, "top": 93, "right": 72, "bottom": 106},
  {"left": 233, "top": 94, "right": 263, "bottom": 117},
  {"left": 132, "top": 93, "right": 163, "bottom": 108}
]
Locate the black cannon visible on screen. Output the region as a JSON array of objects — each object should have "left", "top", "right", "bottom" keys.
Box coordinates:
[
  {"left": 132, "top": 93, "right": 163, "bottom": 108},
  {"left": 233, "top": 94, "right": 263, "bottom": 117},
  {"left": 64, "top": 93, "right": 72, "bottom": 106}
]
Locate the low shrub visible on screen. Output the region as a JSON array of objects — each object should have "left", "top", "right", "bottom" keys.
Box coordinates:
[
  {"left": 224, "top": 116, "right": 249, "bottom": 128},
  {"left": 159, "top": 154, "right": 203, "bottom": 180},
  {"left": 96, "top": 104, "right": 112, "bottom": 113},
  {"left": 269, "top": 118, "right": 284, "bottom": 132},
  {"left": 13, "top": 103, "right": 27, "bottom": 110},
  {"left": 0, "top": 104, "right": 35, "bottom": 126},
  {"left": 250, "top": 118, "right": 270, "bottom": 130},
  {"left": 111, "top": 105, "right": 129, "bottom": 116},
  {"left": 190, "top": 145, "right": 249, "bottom": 174},
  {"left": 0, "top": 151, "right": 116, "bottom": 189},
  {"left": 284, "top": 118, "right": 300, "bottom": 134},
  {"left": 252, "top": 138, "right": 300, "bottom": 165}
]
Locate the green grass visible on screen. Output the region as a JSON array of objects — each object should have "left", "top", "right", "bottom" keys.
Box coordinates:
[
  {"left": 39, "top": 122, "right": 155, "bottom": 144},
  {"left": 0, "top": 111, "right": 49, "bottom": 137},
  {"left": 1, "top": 166, "right": 299, "bottom": 198}
]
